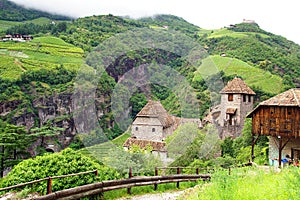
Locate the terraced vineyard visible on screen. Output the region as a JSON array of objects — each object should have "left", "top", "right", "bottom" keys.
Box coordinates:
[
  {"left": 194, "top": 55, "right": 284, "bottom": 94},
  {"left": 0, "top": 36, "right": 84, "bottom": 79}
]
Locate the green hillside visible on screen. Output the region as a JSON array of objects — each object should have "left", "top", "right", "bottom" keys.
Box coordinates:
[
  {"left": 0, "top": 36, "right": 83, "bottom": 79},
  {"left": 195, "top": 55, "right": 284, "bottom": 94},
  {"left": 198, "top": 23, "right": 300, "bottom": 87},
  {"left": 0, "top": 0, "right": 70, "bottom": 21}
]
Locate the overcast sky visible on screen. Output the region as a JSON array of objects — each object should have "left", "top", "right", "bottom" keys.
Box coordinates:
[{"left": 10, "top": 0, "right": 300, "bottom": 44}]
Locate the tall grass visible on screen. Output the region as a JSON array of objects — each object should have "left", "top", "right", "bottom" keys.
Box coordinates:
[{"left": 182, "top": 167, "right": 300, "bottom": 200}]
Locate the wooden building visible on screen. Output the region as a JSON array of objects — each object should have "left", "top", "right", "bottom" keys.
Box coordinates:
[{"left": 247, "top": 88, "right": 300, "bottom": 167}]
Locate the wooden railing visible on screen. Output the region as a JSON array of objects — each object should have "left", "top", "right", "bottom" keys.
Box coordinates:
[
  {"left": 34, "top": 174, "right": 210, "bottom": 200},
  {"left": 0, "top": 163, "right": 253, "bottom": 200},
  {"left": 0, "top": 170, "right": 98, "bottom": 195}
]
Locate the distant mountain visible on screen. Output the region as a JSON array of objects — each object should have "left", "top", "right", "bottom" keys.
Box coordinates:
[{"left": 0, "top": 0, "right": 71, "bottom": 21}]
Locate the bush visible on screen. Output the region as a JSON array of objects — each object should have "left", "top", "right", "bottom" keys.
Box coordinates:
[{"left": 0, "top": 148, "right": 120, "bottom": 195}]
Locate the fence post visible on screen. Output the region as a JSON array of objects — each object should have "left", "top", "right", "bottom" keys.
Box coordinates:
[
  {"left": 47, "top": 177, "right": 52, "bottom": 194},
  {"left": 228, "top": 167, "right": 231, "bottom": 175},
  {"left": 154, "top": 167, "right": 158, "bottom": 191},
  {"left": 127, "top": 167, "right": 132, "bottom": 194},
  {"left": 176, "top": 167, "right": 180, "bottom": 188},
  {"left": 95, "top": 169, "right": 98, "bottom": 176},
  {"left": 196, "top": 168, "right": 199, "bottom": 175}
]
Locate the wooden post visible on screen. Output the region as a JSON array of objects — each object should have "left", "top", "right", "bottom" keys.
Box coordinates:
[
  {"left": 278, "top": 137, "right": 282, "bottom": 168},
  {"left": 196, "top": 168, "right": 199, "bottom": 175},
  {"left": 228, "top": 167, "right": 231, "bottom": 175},
  {"left": 127, "top": 167, "right": 132, "bottom": 194},
  {"left": 47, "top": 177, "right": 52, "bottom": 194},
  {"left": 176, "top": 167, "right": 180, "bottom": 188},
  {"left": 154, "top": 167, "right": 158, "bottom": 190},
  {"left": 94, "top": 170, "right": 98, "bottom": 176}
]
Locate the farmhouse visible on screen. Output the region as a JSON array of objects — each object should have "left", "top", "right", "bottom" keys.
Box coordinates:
[
  {"left": 206, "top": 77, "right": 255, "bottom": 139},
  {"left": 247, "top": 88, "right": 300, "bottom": 167},
  {"left": 1, "top": 34, "right": 33, "bottom": 42},
  {"left": 123, "top": 100, "right": 202, "bottom": 160}
]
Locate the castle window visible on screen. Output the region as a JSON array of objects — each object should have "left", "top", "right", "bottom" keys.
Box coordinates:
[
  {"left": 135, "top": 127, "right": 138, "bottom": 131},
  {"left": 243, "top": 95, "right": 247, "bottom": 102},
  {"left": 228, "top": 94, "right": 233, "bottom": 101},
  {"left": 248, "top": 95, "right": 251, "bottom": 102},
  {"left": 152, "top": 128, "right": 155, "bottom": 132}
]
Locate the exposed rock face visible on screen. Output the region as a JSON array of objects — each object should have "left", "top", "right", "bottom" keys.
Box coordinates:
[{"left": 0, "top": 91, "right": 111, "bottom": 152}]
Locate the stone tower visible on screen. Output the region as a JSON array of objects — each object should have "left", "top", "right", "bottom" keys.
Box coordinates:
[{"left": 216, "top": 77, "right": 255, "bottom": 138}]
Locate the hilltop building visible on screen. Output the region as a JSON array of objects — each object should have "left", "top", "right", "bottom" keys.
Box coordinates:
[
  {"left": 247, "top": 88, "right": 300, "bottom": 167},
  {"left": 205, "top": 77, "right": 255, "bottom": 139},
  {"left": 123, "top": 100, "right": 202, "bottom": 161},
  {"left": 1, "top": 34, "right": 33, "bottom": 42}
]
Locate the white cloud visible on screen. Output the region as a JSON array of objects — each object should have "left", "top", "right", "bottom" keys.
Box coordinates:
[{"left": 9, "top": 0, "right": 300, "bottom": 44}]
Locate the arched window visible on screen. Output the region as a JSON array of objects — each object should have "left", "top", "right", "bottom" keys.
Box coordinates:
[
  {"left": 228, "top": 94, "right": 233, "bottom": 101},
  {"left": 152, "top": 128, "right": 155, "bottom": 132}
]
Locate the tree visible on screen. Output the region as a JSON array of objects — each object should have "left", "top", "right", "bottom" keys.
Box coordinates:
[
  {"left": 30, "top": 123, "right": 64, "bottom": 149},
  {"left": 0, "top": 120, "right": 31, "bottom": 177}
]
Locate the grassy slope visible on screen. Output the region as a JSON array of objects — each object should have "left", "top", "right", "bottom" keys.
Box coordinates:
[
  {"left": 194, "top": 55, "right": 284, "bottom": 94},
  {"left": 0, "top": 36, "right": 83, "bottom": 79},
  {"left": 0, "top": 17, "right": 67, "bottom": 32},
  {"left": 198, "top": 28, "right": 270, "bottom": 39}
]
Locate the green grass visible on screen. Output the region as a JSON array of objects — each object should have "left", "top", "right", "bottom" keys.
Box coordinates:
[
  {"left": 181, "top": 167, "right": 300, "bottom": 200},
  {"left": 111, "top": 132, "right": 131, "bottom": 146},
  {"left": 26, "top": 17, "right": 52, "bottom": 25},
  {"left": 0, "top": 36, "right": 84, "bottom": 79},
  {"left": 194, "top": 55, "right": 284, "bottom": 94},
  {"left": 31, "top": 36, "right": 75, "bottom": 47},
  {"left": 0, "top": 20, "right": 21, "bottom": 31},
  {"left": 0, "top": 56, "right": 23, "bottom": 79},
  {"left": 198, "top": 28, "right": 270, "bottom": 39}
]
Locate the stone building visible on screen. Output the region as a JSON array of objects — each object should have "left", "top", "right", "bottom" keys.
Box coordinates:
[
  {"left": 207, "top": 77, "right": 255, "bottom": 139},
  {"left": 247, "top": 88, "right": 300, "bottom": 167},
  {"left": 123, "top": 100, "right": 202, "bottom": 161}
]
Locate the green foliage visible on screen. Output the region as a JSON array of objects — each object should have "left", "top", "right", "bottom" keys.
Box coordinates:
[
  {"left": 219, "top": 119, "right": 268, "bottom": 165},
  {"left": 202, "top": 31, "right": 300, "bottom": 86},
  {"left": 62, "top": 15, "right": 145, "bottom": 51},
  {"left": 170, "top": 125, "right": 221, "bottom": 167},
  {"left": 129, "top": 93, "right": 147, "bottom": 118},
  {"left": 0, "top": 148, "right": 120, "bottom": 194},
  {"left": 0, "top": 120, "right": 31, "bottom": 177},
  {"left": 139, "top": 14, "right": 200, "bottom": 36},
  {"left": 0, "top": 0, "right": 70, "bottom": 21}
]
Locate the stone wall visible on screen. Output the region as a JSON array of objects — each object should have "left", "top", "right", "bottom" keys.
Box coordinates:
[{"left": 132, "top": 117, "right": 164, "bottom": 141}]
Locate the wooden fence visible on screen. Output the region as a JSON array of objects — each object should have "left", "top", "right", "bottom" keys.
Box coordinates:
[
  {"left": 34, "top": 174, "right": 210, "bottom": 200},
  {"left": 0, "top": 170, "right": 98, "bottom": 195},
  {"left": 0, "top": 163, "right": 252, "bottom": 200}
]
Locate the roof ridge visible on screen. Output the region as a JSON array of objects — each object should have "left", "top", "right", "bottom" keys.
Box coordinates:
[{"left": 291, "top": 88, "right": 300, "bottom": 106}]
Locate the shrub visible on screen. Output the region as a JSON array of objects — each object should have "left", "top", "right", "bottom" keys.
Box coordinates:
[{"left": 0, "top": 148, "right": 120, "bottom": 195}]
